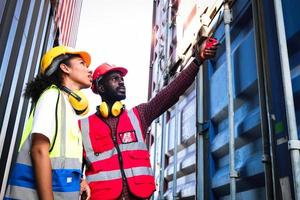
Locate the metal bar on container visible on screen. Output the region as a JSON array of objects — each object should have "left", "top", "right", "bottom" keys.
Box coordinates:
[
  {"left": 158, "top": 113, "right": 167, "bottom": 199},
  {"left": 251, "top": 0, "right": 283, "bottom": 199},
  {"left": 224, "top": 2, "right": 237, "bottom": 200},
  {"left": 151, "top": 119, "right": 158, "bottom": 200},
  {"left": 152, "top": 41, "right": 161, "bottom": 200},
  {"left": 196, "top": 62, "right": 207, "bottom": 200},
  {"left": 146, "top": 0, "right": 158, "bottom": 150},
  {"left": 172, "top": 103, "right": 179, "bottom": 199},
  {"left": 273, "top": 1, "right": 300, "bottom": 199},
  {"left": 147, "top": 0, "right": 157, "bottom": 102},
  {"left": 159, "top": 1, "right": 171, "bottom": 198},
  {"left": 252, "top": 0, "right": 273, "bottom": 198}
]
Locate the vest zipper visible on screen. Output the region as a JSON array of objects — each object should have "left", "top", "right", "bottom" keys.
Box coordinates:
[
  {"left": 96, "top": 113, "right": 127, "bottom": 182},
  {"left": 112, "top": 135, "right": 127, "bottom": 181}
]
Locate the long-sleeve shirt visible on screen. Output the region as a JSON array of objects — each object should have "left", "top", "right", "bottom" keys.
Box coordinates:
[{"left": 97, "top": 61, "right": 200, "bottom": 200}]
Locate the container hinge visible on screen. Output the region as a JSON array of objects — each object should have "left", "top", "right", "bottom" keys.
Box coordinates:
[
  {"left": 230, "top": 170, "right": 239, "bottom": 178},
  {"left": 197, "top": 121, "right": 210, "bottom": 135},
  {"left": 288, "top": 140, "right": 300, "bottom": 150},
  {"left": 262, "top": 154, "right": 271, "bottom": 163}
]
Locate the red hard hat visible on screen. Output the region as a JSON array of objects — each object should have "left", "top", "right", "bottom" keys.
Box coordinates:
[{"left": 91, "top": 63, "right": 127, "bottom": 93}]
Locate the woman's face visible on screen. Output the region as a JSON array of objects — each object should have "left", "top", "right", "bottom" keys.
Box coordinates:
[{"left": 66, "top": 56, "right": 93, "bottom": 89}]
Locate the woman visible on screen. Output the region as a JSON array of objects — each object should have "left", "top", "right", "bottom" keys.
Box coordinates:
[{"left": 5, "top": 46, "right": 92, "bottom": 200}]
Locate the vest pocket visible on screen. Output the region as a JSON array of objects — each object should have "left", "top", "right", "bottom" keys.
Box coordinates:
[
  {"left": 129, "top": 150, "right": 151, "bottom": 167},
  {"left": 92, "top": 135, "right": 114, "bottom": 153},
  {"left": 52, "top": 169, "right": 81, "bottom": 192},
  {"left": 90, "top": 179, "right": 122, "bottom": 199},
  {"left": 129, "top": 172, "right": 156, "bottom": 198}
]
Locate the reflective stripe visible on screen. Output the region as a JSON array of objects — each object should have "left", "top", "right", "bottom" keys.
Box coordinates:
[
  {"left": 86, "top": 142, "right": 147, "bottom": 163},
  {"left": 5, "top": 185, "right": 38, "bottom": 199},
  {"left": 18, "top": 147, "right": 81, "bottom": 169},
  {"left": 119, "top": 142, "right": 147, "bottom": 152},
  {"left": 85, "top": 146, "right": 117, "bottom": 163},
  {"left": 80, "top": 117, "right": 93, "bottom": 153},
  {"left": 127, "top": 109, "right": 144, "bottom": 142},
  {"left": 60, "top": 92, "right": 66, "bottom": 157},
  {"left": 87, "top": 167, "right": 153, "bottom": 183},
  {"left": 51, "top": 157, "right": 82, "bottom": 169},
  {"left": 87, "top": 169, "right": 122, "bottom": 182},
  {"left": 53, "top": 191, "right": 80, "bottom": 199},
  {"left": 16, "top": 139, "right": 31, "bottom": 165},
  {"left": 5, "top": 185, "right": 79, "bottom": 200},
  {"left": 124, "top": 166, "right": 154, "bottom": 177}
]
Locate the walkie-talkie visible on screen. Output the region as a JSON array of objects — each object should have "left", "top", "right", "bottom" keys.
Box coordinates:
[{"left": 206, "top": 37, "right": 219, "bottom": 48}]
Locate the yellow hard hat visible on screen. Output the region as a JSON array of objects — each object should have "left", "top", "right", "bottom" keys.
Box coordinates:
[{"left": 40, "top": 45, "right": 91, "bottom": 76}]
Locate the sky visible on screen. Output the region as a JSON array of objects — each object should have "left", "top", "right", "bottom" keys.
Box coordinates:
[{"left": 76, "top": 0, "right": 153, "bottom": 114}]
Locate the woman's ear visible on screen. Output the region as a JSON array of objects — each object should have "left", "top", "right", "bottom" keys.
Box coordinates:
[{"left": 59, "top": 63, "right": 70, "bottom": 74}]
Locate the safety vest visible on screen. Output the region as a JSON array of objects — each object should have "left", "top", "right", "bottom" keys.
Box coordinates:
[
  {"left": 5, "top": 86, "right": 83, "bottom": 200},
  {"left": 80, "top": 108, "right": 155, "bottom": 200}
]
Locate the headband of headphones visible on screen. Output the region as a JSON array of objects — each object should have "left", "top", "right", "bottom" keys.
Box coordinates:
[{"left": 60, "top": 86, "right": 89, "bottom": 116}]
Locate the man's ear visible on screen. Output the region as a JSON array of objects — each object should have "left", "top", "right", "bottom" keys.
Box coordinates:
[
  {"left": 59, "top": 63, "right": 70, "bottom": 74},
  {"left": 98, "top": 84, "right": 105, "bottom": 94}
]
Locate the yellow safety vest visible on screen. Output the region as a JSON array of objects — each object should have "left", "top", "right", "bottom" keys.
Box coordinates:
[{"left": 5, "top": 86, "right": 83, "bottom": 200}]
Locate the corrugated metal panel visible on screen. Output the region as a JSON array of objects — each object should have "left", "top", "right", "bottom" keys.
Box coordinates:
[
  {"left": 164, "top": 89, "right": 197, "bottom": 199},
  {"left": 68, "top": 0, "right": 83, "bottom": 47},
  {"left": 59, "top": 0, "right": 71, "bottom": 44},
  {"left": 204, "top": 1, "right": 284, "bottom": 199},
  {"left": 0, "top": 0, "right": 8, "bottom": 22},
  {"left": 65, "top": 0, "right": 75, "bottom": 45},
  {"left": 283, "top": 1, "right": 300, "bottom": 198},
  {"left": 150, "top": 0, "right": 300, "bottom": 199},
  {"left": 0, "top": 0, "right": 53, "bottom": 197},
  {"left": 56, "top": 0, "right": 82, "bottom": 47},
  {"left": 0, "top": 0, "right": 84, "bottom": 197},
  {"left": 284, "top": 0, "right": 300, "bottom": 135}
]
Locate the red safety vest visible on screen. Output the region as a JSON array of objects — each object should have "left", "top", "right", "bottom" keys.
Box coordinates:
[{"left": 79, "top": 108, "right": 155, "bottom": 200}]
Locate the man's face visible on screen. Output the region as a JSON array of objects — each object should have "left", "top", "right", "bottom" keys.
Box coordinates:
[{"left": 100, "top": 71, "right": 126, "bottom": 101}]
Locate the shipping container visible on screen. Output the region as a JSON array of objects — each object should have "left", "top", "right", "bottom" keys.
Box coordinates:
[{"left": 149, "top": 0, "right": 300, "bottom": 199}]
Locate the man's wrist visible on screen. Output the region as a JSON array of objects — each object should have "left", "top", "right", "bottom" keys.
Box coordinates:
[
  {"left": 193, "top": 45, "right": 204, "bottom": 66},
  {"left": 193, "top": 56, "right": 202, "bottom": 66}
]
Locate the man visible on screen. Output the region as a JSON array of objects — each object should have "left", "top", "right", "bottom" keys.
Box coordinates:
[
  {"left": 79, "top": 38, "right": 219, "bottom": 199},
  {"left": 5, "top": 46, "right": 92, "bottom": 200}
]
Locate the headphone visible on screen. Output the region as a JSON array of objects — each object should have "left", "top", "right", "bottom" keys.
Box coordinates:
[
  {"left": 60, "top": 86, "right": 89, "bottom": 116},
  {"left": 98, "top": 101, "right": 124, "bottom": 118}
]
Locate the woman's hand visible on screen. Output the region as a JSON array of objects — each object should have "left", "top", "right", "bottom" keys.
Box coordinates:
[{"left": 80, "top": 179, "right": 91, "bottom": 200}]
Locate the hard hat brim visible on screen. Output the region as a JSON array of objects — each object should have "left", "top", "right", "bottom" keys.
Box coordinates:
[{"left": 73, "top": 51, "right": 91, "bottom": 67}]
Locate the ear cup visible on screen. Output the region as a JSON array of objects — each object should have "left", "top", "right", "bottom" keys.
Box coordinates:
[
  {"left": 99, "top": 101, "right": 124, "bottom": 118},
  {"left": 68, "top": 90, "right": 89, "bottom": 116},
  {"left": 99, "top": 102, "right": 109, "bottom": 118},
  {"left": 111, "top": 101, "right": 123, "bottom": 117}
]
